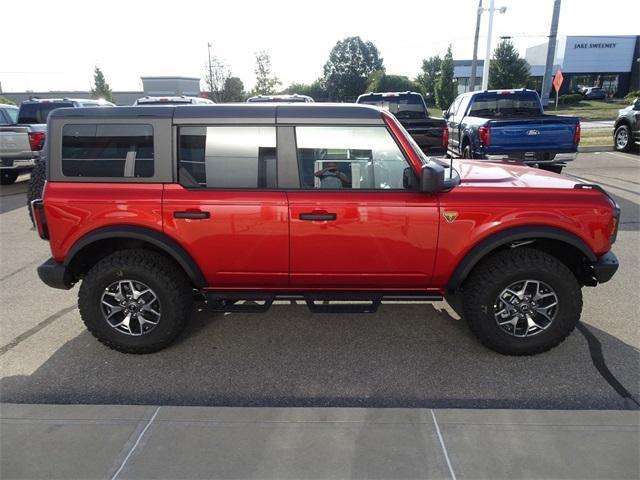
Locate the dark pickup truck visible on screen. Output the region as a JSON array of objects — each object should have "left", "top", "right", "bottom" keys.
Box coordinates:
[
  {"left": 356, "top": 92, "right": 446, "bottom": 154},
  {"left": 444, "top": 89, "right": 580, "bottom": 173}
]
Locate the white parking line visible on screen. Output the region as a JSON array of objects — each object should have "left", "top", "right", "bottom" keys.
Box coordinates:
[
  {"left": 430, "top": 409, "right": 457, "bottom": 480},
  {"left": 111, "top": 406, "right": 160, "bottom": 480},
  {"left": 602, "top": 151, "right": 640, "bottom": 162}
]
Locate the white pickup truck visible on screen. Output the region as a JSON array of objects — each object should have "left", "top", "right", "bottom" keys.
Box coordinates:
[{"left": 0, "top": 98, "right": 114, "bottom": 185}]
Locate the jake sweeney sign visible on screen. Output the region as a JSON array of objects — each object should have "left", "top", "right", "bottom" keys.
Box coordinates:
[
  {"left": 562, "top": 36, "right": 636, "bottom": 73},
  {"left": 573, "top": 42, "right": 617, "bottom": 49}
]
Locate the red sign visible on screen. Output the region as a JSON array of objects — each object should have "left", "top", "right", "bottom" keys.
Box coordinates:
[{"left": 553, "top": 69, "right": 564, "bottom": 93}]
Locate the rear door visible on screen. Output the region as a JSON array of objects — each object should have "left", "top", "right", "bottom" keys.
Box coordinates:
[
  {"left": 163, "top": 122, "right": 289, "bottom": 288},
  {"left": 286, "top": 124, "right": 439, "bottom": 289}
]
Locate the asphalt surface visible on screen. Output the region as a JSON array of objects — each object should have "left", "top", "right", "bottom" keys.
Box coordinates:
[{"left": 1, "top": 153, "right": 639, "bottom": 409}]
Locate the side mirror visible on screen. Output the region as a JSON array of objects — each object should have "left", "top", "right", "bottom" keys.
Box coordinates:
[
  {"left": 419, "top": 162, "right": 461, "bottom": 193},
  {"left": 442, "top": 110, "right": 450, "bottom": 119},
  {"left": 420, "top": 163, "right": 445, "bottom": 193}
]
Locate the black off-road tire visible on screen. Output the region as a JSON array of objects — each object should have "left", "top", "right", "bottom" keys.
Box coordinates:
[
  {"left": 27, "top": 158, "right": 46, "bottom": 225},
  {"left": 462, "top": 248, "right": 582, "bottom": 356},
  {"left": 1, "top": 171, "right": 18, "bottom": 185},
  {"left": 78, "top": 250, "right": 193, "bottom": 354},
  {"left": 614, "top": 124, "right": 632, "bottom": 152}
]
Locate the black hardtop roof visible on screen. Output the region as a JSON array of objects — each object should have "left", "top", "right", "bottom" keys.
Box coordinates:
[{"left": 48, "top": 103, "right": 385, "bottom": 124}]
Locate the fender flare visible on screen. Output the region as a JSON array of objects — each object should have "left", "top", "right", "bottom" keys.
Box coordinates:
[
  {"left": 64, "top": 225, "right": 207, "bottom": 287},
  {"left": 446, "top": 225, "right": 597, "bottom": 291}
]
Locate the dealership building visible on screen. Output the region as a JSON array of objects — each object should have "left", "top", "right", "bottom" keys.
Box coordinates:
[{"left": 454, "top": 35, "right": 640, "bottom": 97}]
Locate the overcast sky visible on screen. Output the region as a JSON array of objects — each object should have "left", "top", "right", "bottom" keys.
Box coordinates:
[{"left": 2, "top": 0, "right": 638, "bottom": 93}]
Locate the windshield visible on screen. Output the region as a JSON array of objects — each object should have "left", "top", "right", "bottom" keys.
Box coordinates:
[
  {"left": 468, "top": 93, "right": 542, "bottom": 118},
  {"left": 359, "top": 94, "right": 428, "bottom": 119},
  {"left": 18, "top": 102, "right": 74, "bottom": 124}
]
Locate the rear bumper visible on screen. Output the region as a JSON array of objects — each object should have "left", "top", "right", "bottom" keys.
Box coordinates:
[
  {"left": 0, "top": 157, "right": 36, "bottom": 170},
  {"left": 592, "top": 251, "right": 619, "bottom": 284},
  {"left": 485, "top": 152, "right": 577, "bottom": 164},
  {"left": 37, "top": 258, "right": 74, "bottom": 290}
]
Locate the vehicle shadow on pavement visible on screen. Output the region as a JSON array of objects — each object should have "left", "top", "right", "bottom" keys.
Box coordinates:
[{"left": 1, "top": 302, "right": 638, "bottom": 409}]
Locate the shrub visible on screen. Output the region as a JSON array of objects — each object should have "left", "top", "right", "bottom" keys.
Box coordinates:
[
  {"left": 0, "top": 96, "right": 16, "bottom": 105},
  {"left": 558, "top": 94, "right": 583, "bottom": 106},
  {"left": 624, "top": 91, "right": 640, "bottom": 103}
]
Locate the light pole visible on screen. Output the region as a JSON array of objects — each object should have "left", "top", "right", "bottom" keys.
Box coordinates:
[
  {"left": 480, "top": 0, "right": 507, "bottom": 91},
  {"left": 469, "top": 0, "right": 483, "bottom": 92}
]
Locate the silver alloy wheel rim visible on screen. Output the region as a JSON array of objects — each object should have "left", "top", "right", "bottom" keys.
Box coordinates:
[
  {"left": 100, "top": 280, "right": 161, "bottom": 336},
  {"left": 493, "top": 279, "right": 558, "bottom": 337},
  {"left": 616, "top": 128, "right": 628, "bottom": 149}
]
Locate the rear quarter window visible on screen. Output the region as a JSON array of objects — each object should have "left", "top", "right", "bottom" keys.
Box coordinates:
[
  {"left": 61, "top": 124, "right": 154, "bottom": 178},
  {"left": 18, "top": 102, "right": 74, "bottom": 124}
]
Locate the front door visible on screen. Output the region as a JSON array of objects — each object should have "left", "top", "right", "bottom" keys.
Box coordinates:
[
  {"left": 163, "top": 125, "right": 289, "bottom": 288},
  {"left": 288, "top": 125, "right": 439, "bottom": 289}
]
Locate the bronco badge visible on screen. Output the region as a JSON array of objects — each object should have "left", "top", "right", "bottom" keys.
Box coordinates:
[{"left": 443, "top": 211, "right": 459, "bottom": 223}]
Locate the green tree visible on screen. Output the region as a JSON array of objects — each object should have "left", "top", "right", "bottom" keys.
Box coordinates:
[
  {"left": 0, "top": 96, "right": 16, "bottom": 105},
  {"left": 252, "top": 50, "right": 280, "bottom": 95},
  {"left": 434, "top": 46, "right": 456, "bottom": 109},
  {"left": 415, "top": 55, "right": 442, "bottom": 105},
  {"left": 90, "top": 67, "right": 115, "bottom": 103},
  {"left": 323, "top": 36, "right": 384, "bottom": 101},
  {"left": 282, "top": 79, "right": 328, "bottom": 101},
  {"left": 488, "top": 40, "right": 530, "bottom": 90},
  {"left": 204, "top": 51, "right": 231, "bottom": 102},
  {"left": 365, "top": 71, "right": 416, "bottom": 93},
  {"left": 223, "top": 77, "right": 245, "bottom": 102}
]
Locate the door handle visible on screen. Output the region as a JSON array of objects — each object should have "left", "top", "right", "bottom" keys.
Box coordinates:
[
  {"left": 299, "top": 212, "right": 337, "bottom": 221},
  {"left": 174, "top": 211, "right": 210, "bottom": 219}
]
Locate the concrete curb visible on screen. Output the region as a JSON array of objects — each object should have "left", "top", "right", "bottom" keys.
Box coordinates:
[
  {"left": 579, "top": 145, "right": 614, "bottom": 152},
  {"left": 2, "top": 404, "right": 639, "bottom": 480}
]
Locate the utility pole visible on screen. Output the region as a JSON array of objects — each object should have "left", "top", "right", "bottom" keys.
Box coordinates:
[
  {"left": 480, "top": 0, "right": 506, "bottom": 90},
  {"left": 480, "top": 0, "right": 495, "bottom": 90},
  {"left": 470, "top": 0, "right": 483, "bottom": 92},
  {"left": 207, "top": 42, "right": 214, "bottom": 101},
  {"left": 541, "top": 0, "right": 561, "bottom": 108}
]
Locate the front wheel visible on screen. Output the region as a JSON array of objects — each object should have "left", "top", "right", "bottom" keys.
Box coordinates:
[
  {"left": 462, "top": 248, "right": 582, "bottom": 355},
  {"left": 614, "top": 125, "right": 631, "bottom": 152},
  {"left": 79, "top": 250, "right": 193, "bottom": 354}
]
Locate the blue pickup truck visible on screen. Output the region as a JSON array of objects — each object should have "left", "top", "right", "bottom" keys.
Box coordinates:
[{"left": 444, "top": 89, "right": 580, "bottom": 173}]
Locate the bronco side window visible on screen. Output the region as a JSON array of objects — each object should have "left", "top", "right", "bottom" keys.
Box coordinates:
[
  {"left": 295, "top": 126, "right": 411, "bottom": 190},
  {"left": 178, "top": 126, "right": 277, "bottom": 188},
  {"left": 61, "top": 124, "right": 154, "bottom": 178}
]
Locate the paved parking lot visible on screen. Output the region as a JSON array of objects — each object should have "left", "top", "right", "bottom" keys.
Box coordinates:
[{"left": 1, "top": 152, "right": 638, "bottom": 410}]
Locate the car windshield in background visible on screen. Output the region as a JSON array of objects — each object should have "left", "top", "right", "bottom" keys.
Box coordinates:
[
  {"left": 468, "top": 94, "right": 542, "bottom": 118},
  {"left": 358, "top": 95, "right": 427, "bottom": 119},
  {"left": 18, "top": 102, "right": 74, "bottom": 124}
]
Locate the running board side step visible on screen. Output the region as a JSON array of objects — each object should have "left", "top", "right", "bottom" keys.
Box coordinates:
[{"left": 204, "top": 292, "right": 443, "bottom": 314}]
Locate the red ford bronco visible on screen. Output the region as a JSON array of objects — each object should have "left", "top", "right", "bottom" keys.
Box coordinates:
[{"left": 32, "top": 104, "right": 619, "bottom": 355}]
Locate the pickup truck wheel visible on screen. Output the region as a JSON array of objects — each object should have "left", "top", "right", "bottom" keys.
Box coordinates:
[
  {"left": 0, "top": 172, "right": 18, "bottom": 185},
  {"left": 78, "top": 250, "right": 193, "bottom": 354},
  {"left": 462, "top": 248, "right": 582, "bottom": 355},
  {"left": 461, "top": 145, "right": 474, "bottom": 159},
  {"left": 614, "top": 125, "right": 631, "bottom": 152}
]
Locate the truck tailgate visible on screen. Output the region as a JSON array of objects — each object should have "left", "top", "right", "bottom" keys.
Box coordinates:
[
  {"left": 488, "top": 117, "right": 578, "bottom": 152},
  {"left": 0, "top": 127, "right": 32, "bottom": 158}
]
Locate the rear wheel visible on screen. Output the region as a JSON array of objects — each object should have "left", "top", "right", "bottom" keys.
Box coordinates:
[
  {"left": 461, "top": 145, "right": 474, "bottom": 159},
  {"left": 0, "top": 171, "right": 18, "bottom": 185},
  {"left": 462, "top": 248, "right": 582, "bottom": 355},
  {"left": 79, "top": 250, "right": 193, "bottom": 354},
  {"left": 614, "top": 125, "right": 631, "bottom": 152}
]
